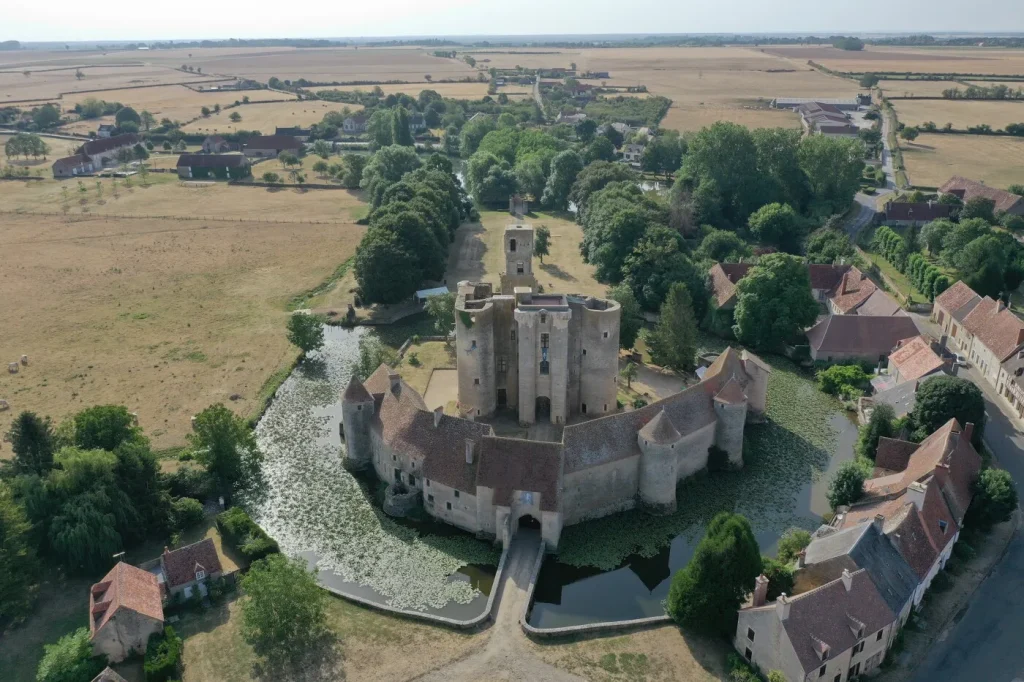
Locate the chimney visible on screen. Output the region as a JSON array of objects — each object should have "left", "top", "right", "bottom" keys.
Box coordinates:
[
  {"left": 433, "top": 406, "right": 443, "bottom": 428},
  {"left": 873, "top": 513, "right": 886, "bottom": 532},
  {"left": 388, "top": 370, "right": 401, "bottom": 394},
  {"left": 997, "top": 299, "right": 1006, "bottom": 313},
  {"left": 753, "top": 574, "right": 769, "bottom": 607},
  {"left": 776, "top": 593, "right": 791, "bottom": 621},
  {"left": 797, "top": 549, "right": 807, "bottom": 568},
  {"left": 906, "top": 481, "right": 927, "bottom": 511},
  {"left": 962, "top": 422, "right": 975, "bottom": 445},
  {"left": 465, "top": 438, "right": 475, "bottom": 465},
  {"left": 841, "top": 568, "right": 853, "bottom": 592}
]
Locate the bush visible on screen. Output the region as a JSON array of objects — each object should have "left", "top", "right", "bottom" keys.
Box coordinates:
[
  {"left": 217, "top": 506, "right": 279, "bottom": 561},
  {"left": 165, "top": 465, "right": 212, "bottom": 500},
  {"left": 144, "top": 626, "right": 183, "bottom": 682},
  {"left": 953, "top": 540, "right": 977, "bottom": 563},
  {"left": 930, "top": 570, "right": 954, "bottom": 592},
  {"left": 816, "top": 364, "right": 871, "bottom": 397},
  {"left": 966, "top": 468, "right": 1018, "bottom": 530},
  {"left": 827, "top": 460, "right": 867, "bottom": 510},
  {"left": 776, "top": 528, "right": 812, "bottom": 564},
  {"left": 172, "top": 497, "right": 205, "bottom": 531},
  {"left": 726, "top": 653, "right": 759, "bottom": 682}
]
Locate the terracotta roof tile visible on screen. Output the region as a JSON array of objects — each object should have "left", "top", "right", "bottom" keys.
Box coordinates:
[
  {"left": 162, "top": 539, "right": 222, "bottom": 589},
  {"left": 939, "top": 176, "right": 1024, "bottom": 214},
  {"left": 888, "top": 336, "right": 945, "bottom": 382},
  {"left": 714, "top": 376, "right": 747, "bottom": 404},
  {"left": 874, "top": 437, "right": 919, "bottom": 472},
  {"left": 806, "top": 315, "right": 919, "bottom": 357},
  {"left": 884, "top": 201, "right": 953, "bottom": 222},
  {"left": 708, "top": 263, "right": 752, "bottom": 308},
  {"left": 962, "top": 298, "right": 1024, "bottom": 361},
  {"left": 934, "top": 280, "right": 978, "bottom": 315},
  {"left": 92, "top": 668, "right": 129, "bottom": 682},
  {"left": 342, "top": 375, "right": 372, "bottom": 402},
  {"left": 829, "top": 267, "right": 881, "bottom": 314},
  {"left": 89, "top": 562, "right": 163, "bottom": 637},
  {"left": 477, "top": 436, "right": 562, "bottom": 511},
  {"left": 808, "top": 264, "right": 850, "bottom": 291}
]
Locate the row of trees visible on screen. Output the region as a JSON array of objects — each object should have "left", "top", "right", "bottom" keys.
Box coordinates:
[
  {"left": 917, "top": 214, "right": 1024, "bottom": 299},
  {"left": 872, "top": 226, "right": 952, "bottom": 300},
  {"left": 3, "top": 132, "right": 49, "bottom": 159}
]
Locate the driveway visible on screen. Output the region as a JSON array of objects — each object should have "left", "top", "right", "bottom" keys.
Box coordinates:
[{"left": 908, "top": 337, "right": 1024, "bottom": 682}]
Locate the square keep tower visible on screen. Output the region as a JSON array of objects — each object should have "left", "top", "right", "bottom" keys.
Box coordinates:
[{"left": 501, "top": 224, "right": 537, "bottom": 294}]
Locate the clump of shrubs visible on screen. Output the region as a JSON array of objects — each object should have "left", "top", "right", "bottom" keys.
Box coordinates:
[
  {"left": 216, "top": 506, "right": 279, "bottom": 561},
  {"left": 172, "top": 497, "right": 205, "bottom": 531},
  {"left": 144, "top": 626, "right": 183, "bottom": 682}
]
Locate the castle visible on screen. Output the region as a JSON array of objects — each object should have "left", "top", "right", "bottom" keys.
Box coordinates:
[{"left": 341, "top": 223, "right": 770, "bottom": 550}]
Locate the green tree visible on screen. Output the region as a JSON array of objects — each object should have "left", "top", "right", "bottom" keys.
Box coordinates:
[
  {"left": 860, "top": 73, "right": 880, "bottom": 87},
  {"left": 733, "top": 254, "right": 819, "bottom": 351},
  {"left": 366, "top": 108, "right": 395, "bottom": 150},
  {"left": 622, "top": 227, "right": 707, "bottom": 316},
  {"left": 747, "top": 202, "right": 804, "bottom": 253},
  {"left": 909, "top": 376, "right": 985, "bottom": 445},
  {"left": 360, "top": 145, "right": 422, "bottom": 208},
  {"left": 540, "top": 149, "right": 584, "bottom": 211},
  {"left": 694, "top": 228, "right": 748, "bottom": 263},
  {"left": 681, "top": 122, "right": 765, "bottom": 226},
  {"left": 827, "top": 460, "right": 866, "bottom": 510},
  {"left": 144, "top": 627, "right": 183, "bottom": 682},
  {"left": 391, "top": 107, "right": 414, "bottom": 146},
  {"left": 189, "top": 404, "right": 262, "bottom": 499},
  {"left": 459, "top": 115, "right": 497, "bottom": 157},
  {"left": 0, "top": 481, "right": 40, "bottom": 622},
  {"left": 752, "top": 127, "right": 811, "bottom": 211},
  {"left": 242, "top": 554, "right": 332, "bottom": 667},
  {"left": 775, "top": 528, "right": 811, "bottom": 564},
  {"left": 568, "top": 161, "right": 637, "bottom": 223},
  {"left": 760, "top": 557, "right": 794, "bottom": 601},
  {"left": 355, "top": 336, "right": 401, "bottom": 380},
  {"left": 920, "top": 218, "right": 955, "bottom": 254},
  {"left": 73, "top": 405, "right": 139, "bottom": 452},
  {"left": 261, "top": 172, "right": 280, "bottom": 183},
  {"left": 534, "top": 225, "right": 551, "bottom": 262},
  {"left": 857, "top": 403, "right": 896, "bottom": 459},
  {"left": 608, "top": 284, "right": 643, "bottom": 349},
  {"left": 310, "top": 139, "right": 332, "bottom": 159},
  {"left": 666, "top": 512, "right": 762, "bottom": 636},
  {"left": 575, "top": 118, "right": 597, "bottom": 142},
  {"left": 584, "top": 135, "right": 616, "bottom": 163},
  {"left": 171, "top": 497, "right": 205, "bottom": 532},
  {"left": 798, "top": 135, "right": 865, "bottom": 217},
  {"left": 966, "top": 469, "right": 1018, "bottom": 530},
  {"left": 286, "top": 313, "right": 326, "bottom": 354},
  {"left": 32, "top": 104, "right": 61, "bottom": 129},
  {"left": 816, "top": 364, "right": 870, "bottom": 398},
  {"left": 339, "top": 153, "right": 367, "bottom": 188},
  {"left": 426, "top": 291, "right": 457, "bottom": 340},
  {"left": 36, "top": 627, "right": 104, "bottom": 682},
  {"left": 8, "top": 411, "right": 55, "bottom": 475},
  {"left": 646, "top": 283, "right": 697, "bottom": 373},
  {"left": 140, "top": 110, "right": 156, "bottom": 130},
  {"left": 961, "top": 196, "right": 997, "bottom": 223},
  {"left": 354, "top": 228, "right": 422, "bottom": 303},
  {"left": 115, "top": 106, "right": 140, "bottom": 127},
  {"left": 805, "top": 227, "right": 854, "bottom": 264},
  {"left": 312, "top": 159, "right": 329, "bottom": 176},
  {"left": 767, "top": 671, "right": 787, "bottom": 682},
  {"left": 619, "top": 361, "right": 638, "bottom": 390},
  {"left": 899, "top": 126, "right": 920, "bottom": 143}
]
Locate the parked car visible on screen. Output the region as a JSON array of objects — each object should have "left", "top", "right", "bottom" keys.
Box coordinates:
[{"left": 954, "top": 354, "right": 969, "bottom": 368}]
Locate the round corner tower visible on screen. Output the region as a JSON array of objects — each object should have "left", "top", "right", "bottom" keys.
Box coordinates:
[
  {"left": 637, "top": 409, "right": 681, "bottom": 514},
  {"left": 713, "top": 377, "right": 749, "bottom": 468},
  {"left": 577, "top": 296, "right": 621, "bottom": 417},
  {"left": 341, "top": 375, "right": 375, "bottom": 469}
]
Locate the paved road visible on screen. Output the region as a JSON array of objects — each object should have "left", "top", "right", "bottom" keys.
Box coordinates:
[
  {"left": 846, "top": 109, "right": 897, "bottom": 239},
  {"left": 907, "top": 325, "right": 1024, "bottom": 682}
]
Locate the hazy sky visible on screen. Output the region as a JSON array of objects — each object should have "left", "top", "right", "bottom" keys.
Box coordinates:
[{"left": 6, "top": 0, "right": 1024, "bottom": 42}]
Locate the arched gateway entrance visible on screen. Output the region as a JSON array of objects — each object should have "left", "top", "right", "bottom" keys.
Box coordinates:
[
  {"left": 518, "top": 514, "right": 541, "bottom": 530},
  {"left": 535, "top": 396, "right": 551, "bottom": 421}
]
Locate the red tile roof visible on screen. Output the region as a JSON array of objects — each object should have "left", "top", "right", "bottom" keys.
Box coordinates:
[
  {"left": 708, "top": 263, "right": 752, "bottom": 308},
  {"left": 962, "top": 298, "right": 1024, "bottom": 361},
  {"left": 884, "top": 201, "right": 953, "bottom": 222},
  {"left": 939, "top": 176, "right": 1024, "bottom": 214},
  {"left": 889, "top": 336, "right": 944, "bottom": 382},
  {"left": 162, "top": 539, "right": 222, "bottom": 589},
  {"left": 89, "top": 562, "right": 163, "bottom": 637},
  {"left": 829, "top": 267, "right": 880, "bottom": 314},
  {"left": 806, "top": 315, "right": 920, "bottom": 357},
  {"left": 807, "top": 264, "right": 850, "bottom": 291},
  {"left": 933, "top": 280, "right": 980, "bottom": 319},
  {"left": 874, "top": 437, "right": 919, "bottom": 472},
  {"left": 477, "top": 436, "right": 562, "bottom": 511}
]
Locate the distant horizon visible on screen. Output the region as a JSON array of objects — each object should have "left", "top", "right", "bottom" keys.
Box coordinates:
[{"left": 5, "top": 0, "right": 1024, "bottom": 44}]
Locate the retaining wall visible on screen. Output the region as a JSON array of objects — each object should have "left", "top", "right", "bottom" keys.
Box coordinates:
[{"left": 517, "top": 540, "right": 672, "bottom": 638}]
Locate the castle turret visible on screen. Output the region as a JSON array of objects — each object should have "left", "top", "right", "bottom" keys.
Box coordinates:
[
  {"left": 713, "top": 376, "right": 748, "bottom": 468},
  {"left": 740, "top": 350, "right": 770, "bottom": 419},
  {"left": 341, "top": 375, "right": 374, "bottom": 469},
  {"left": 638, "top": 409, "right": 681, "bottom": 514}
]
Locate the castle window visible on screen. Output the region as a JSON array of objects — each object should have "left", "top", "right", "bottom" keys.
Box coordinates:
[
  {"left": 446, "top": 502, "right": 452, "bottom": 511},
  {"left": 583, "top": 349, "right": 587, "bottom": 356},
  {"left": 357, "top": 405, "right": 362, "bottom": 411},
  {"left": 408, "top": 474, "right": 415, "bottom": 486},
  {"left": 498, "top": 357, "right": 507, "bottom": 373},
  {"left": 581, "top": 403, "right": 587, "bottom": 414},
  {"left": 428, "top": 494, "right": 434, "bottom": 503},
  {"left": 541, "top": 333, "right": 549, "bottom": 349},
  {"left": 603, "top": 331, "right": 609, "bottom": 339},
  {"left": 604, "top": 404, "right": 608, "bottom": 411},
  {"left": 454, "top": 490, "right": 460, "bottom": 498},
  {"left": 540, "top": 360, "right": 550, "bottom": 375},
  {"left": 540, "top": 314, "right": 547, "bottom": 324},
  {"left": 426, "top": 480, "right": 430, "bottom": 487},
  {"left": 510, "top": 238, "right": 517, "bottom": 252},
  {"left": 517, "top": 262, "right": 524, "bottom": 274},
  {"left": 471, "top": 340, "right": 477, "bottom": 349},
  {"left": 511, "top": 330, "right": 516, "bottom": 341},
  {"left": 747, "top": 627, "right": 755, "bottom": 641},
  {"left": 474, "top": 378, "right": 480, "bottom": 385}
]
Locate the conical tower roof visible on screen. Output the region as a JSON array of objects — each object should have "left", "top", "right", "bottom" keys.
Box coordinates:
[
  {"left": 714, "top": 375, "right": 747, "bottom": 405},
  {"left": 640, "top": 409, "right": 681, "bottom": 444},
  {"left": 343, "top": 374, "right": 372, "bottom": 402}
]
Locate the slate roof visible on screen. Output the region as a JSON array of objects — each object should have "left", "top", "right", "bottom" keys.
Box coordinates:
[
  {"left": 708, "top": 263, "right": 752, "bottom": 308},
  {"left": 245, "top": 135, "right": 301, "bottom": 150},
  {"left": 477, "top": 436, "right": 562, "bottom": 511},
  {"left": 934, "top": 280, "right": 981, "bottom": 323},
  {"left": 885, "top": 201, "right": 952, "bottom": 222},
  {"left": 889, "top": 336, "right": 944, "bottom": 382},
  {"left": 275, "top": 126, "right": 311, "bottom": 136},
  {"left": 939, "top": 176, "right": 1024, "bottom": 214},
  {"left": 176, "top": 153, "right": 248, "bottom": 168},
  {"left": 961, "top": 297, "right": 1024, "bottom": 361},
  {"left": 80, "top": 133, "right": 139, "bottom": 156},
  {"left": 806, "top": 315, "right": 919, "bottom": 357},
  {"left": 162, "top": 539, "right": 222, "bottom": 589},
  {"left": 870, "top": 375, "right": 930, "bottom": 419},
  {"left": 89, "top": 562, "right": 163, "bottom": 637}
]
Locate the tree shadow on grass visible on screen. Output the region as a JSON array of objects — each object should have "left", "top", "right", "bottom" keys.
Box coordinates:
[
  {"left": 539, "top": 262, "right": 577, "bottom": 282},
  {"left": 252, "top": 630, "right": 345, "bottom": 682}
]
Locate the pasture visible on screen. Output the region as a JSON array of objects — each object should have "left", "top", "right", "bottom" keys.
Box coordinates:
[
  {"left": 182, "top": 100, "right": 362, "bottom": 134},
  {"left": 893, "top": 99, "right": 1024, "bottom": 129},
  {"left": 765, "top": 45, "right": 1024, "bottom": 76},
  {"left": 900, "top": 133, "right": 1024, "bottom": 188},
  {"left": 0, "top": 178, "right": 367, "bottom": 449}
]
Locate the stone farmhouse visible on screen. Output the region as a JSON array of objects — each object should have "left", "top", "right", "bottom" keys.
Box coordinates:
[
  {"left": 78, "top": 133, "right": 140, "bottom": 167},
  {"left": 342, "top": 113, "right": 368, "bottom": 134},
  {"left": 243, "top": 134, "right": 301, "bottom": 159},
  {"left": 153, "top": 538, "right": 225, "bottom": 598},
  {"left": 939, "top": 176, "right": 1024, "bottom": 217},
  {"left": 806, "top": 315, "right": 920, "bottom": 364},
  {"left": 883, "top": 200, "right": 953, "bottom": 227},
  {"left": 89, "top": 562, "right": 164, "bottom": 662},
  {"left": 342, "top": 224, "right": 769, "bottom": 550},
  {"left": 736, "top": 418, "right": 981, "bottom": 682},
  {"left": 176, "top": 153, "right": 250, "bottom": 179},
  {"left": 275, "top": 126, "right": 312, "bottom": 141},
  {"left": 51, "top": 154, "right": 94, "bottom": 178},
  {"left": 796, "top": 101, "right": 860, "bottom": 138}
]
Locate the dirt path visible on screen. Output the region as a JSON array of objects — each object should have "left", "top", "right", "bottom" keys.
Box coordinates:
[{"left": 413, "top": 530, "right": 584, "bottom": 682}]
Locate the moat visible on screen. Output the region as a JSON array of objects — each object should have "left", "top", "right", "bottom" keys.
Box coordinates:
[{"left": 252, "top": 320, "right": 857, "bottom": 625}]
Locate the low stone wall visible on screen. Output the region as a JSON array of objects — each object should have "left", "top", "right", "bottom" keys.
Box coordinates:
[
  {"left": 319, "top": 539, "right": 511, "bottom": 630},
  {"left": 383, "top": 482, "right": 421, "bottom": 517},
  {"left": 396, "top": 335, "right": 449, "bottom": 359},
  {"left": 518, "top": 539, "right": 672, "bottom": 638}
]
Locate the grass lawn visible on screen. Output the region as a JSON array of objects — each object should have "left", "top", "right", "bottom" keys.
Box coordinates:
[
  {"left": 861, "top": 249, "right": 925, "bottom": 304},
  {"left": 396, "top": 341, "right": 455, "bottom": 395}
]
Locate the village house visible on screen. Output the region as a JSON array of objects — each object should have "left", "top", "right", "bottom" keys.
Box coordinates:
[
  {"left": 51, "top": 154, "right": 94, "bottom": 178},
  {"left": 622, "top": 143, "right": 645, "bottom": 166},
  {"left": 797, "top": 101, "right": 860, "bottom": 137},
  {"left": 556, "top": 112, "right": 587, "bottom": 125},
  {"left": 176, "top": 153, "right": 251, "bottom": 180},
  {"left": 708, "top": 263, "right": 753, "bottom": 311},
  {"left": 409, "top": 113, "right": 427, "bottom": 133},
  {"left": 932, "top": 280, "right": 982, "bottom": 353},
  {"left": 737, "top": 418, "right": 981, "bottom": 681},
  {"left": 882, "top": 335, "right": 948, "bottom": 387},
  {"left": 89, "top": 562, "right": 164, "bottom": 662},
  {"left": 275, "top": 126, "right": 312, "bottom": 141},
  {"left": 97, "top": 124, "right": 116, "bottom": 138},
  {"left": 826, "top": 267, "right": 903, "bottom": 316},
  {"left": 933, "top": 280, "right": 1024, "bottom": 386},
  {"left": 805, "top": 314, "right": 920, "bottom": 364},
  {"left": 244, "top": 134, "right": 301, "bottom": 159},
  {"left": 996, "top": 349, "right": 1024, "bottom": 419},
  {"left": 155, "top": 538, "right": 224, "bottom": 598},
  {"left": 883, "top": 200, "right": 953, "bottom": 227},
  {"left": 772, "top": 97, "right": 864, "bottom": 111},
  {"left": 939, "top": 176, "right": 1024, "bottom": 217},
  {"left": 77, "top": 133, "right": 139, "bottom": 168},
  {"left": 201, "top": 135, "right": 237, "bottom": 154},
  {"left": 342, "top": 113, "right": 368, "bottom": 134}
]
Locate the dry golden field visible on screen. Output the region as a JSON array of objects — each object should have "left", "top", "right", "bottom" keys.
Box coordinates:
[
  {"left": 0, "top": 65, "right": 205, "bottom": 103},
  {"left": 60, "top": 84, "right": 296, "bottom": 123},
  {"left": 894, "top": 99, "right": 1024, "bottom": 129},
  {"left": 372, "top": 81, "right": 490, "bottom": 99},
  {"left": 663, "top": 104, "right": 801, "bottom": 131},
  {"left": 765, "top": 45, "right": 1024, "bottom": 75},
  {"left": 462, "top": 49, "right": 580, "bottom": 70},
  {"left": 182, "top": 100, "right": 362, "bottom": 134},
  {"left": 879, "top": 79, "right": 960, "bottom": 96},
  {"left": 900, "top": 133, "right": 1024, "bottom": 188},
  {"left": 0, "top": 177, "right": 367, "bottom": 451}
]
